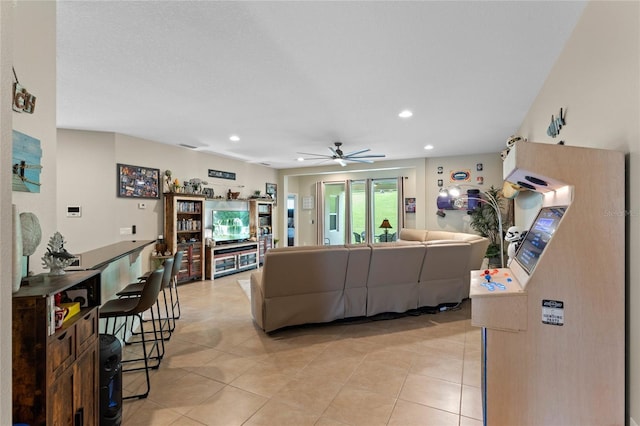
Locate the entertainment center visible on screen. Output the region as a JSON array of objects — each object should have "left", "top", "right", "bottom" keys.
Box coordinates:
[{"left": 164, "top": 194, "right": 274, "bottom": 280}]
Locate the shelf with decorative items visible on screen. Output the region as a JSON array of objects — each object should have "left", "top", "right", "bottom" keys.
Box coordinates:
[
  {"left": 164, "top": 192, "right": 205, "bottom": 283},
  {"left": 249, "top": 199, "right": 274, "bottom": 264}
]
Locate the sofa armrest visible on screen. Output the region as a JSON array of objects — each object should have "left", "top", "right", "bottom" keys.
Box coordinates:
[{"left": 250, "top": 271, "right": 265, "bottom": 330}]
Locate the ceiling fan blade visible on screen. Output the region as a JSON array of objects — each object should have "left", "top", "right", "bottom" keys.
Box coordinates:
[
  {"left": 328, "top": 146, "right": 339, "bottom": 156},
  {"left": 335, "top": 158, "right": 347, "bottom": 167},
  {"left": 347, "top": 158, "right": 375, "bottom": 164},
  {"left": 296, "top": 152, "right": 333, "bottom": 158},
  {"left": 344, "top": 148, "right": 370, "bottom": 157},
  {"left": 348, "top": 154, "right": 386, "bottom": 159}
]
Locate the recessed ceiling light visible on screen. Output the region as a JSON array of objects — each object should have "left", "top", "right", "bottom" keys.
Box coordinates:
[
  {"left": 297, "top": 157, "right": 304, "bottom": 162},
  {"left": 398, "top": 110, "right": 413, "bottom": 118},
  {"left": 229, "top": 135, "right": 240, "bottom": 142},
  {"left": 424, "top": 144, "right": 434, "bottom": 150}
]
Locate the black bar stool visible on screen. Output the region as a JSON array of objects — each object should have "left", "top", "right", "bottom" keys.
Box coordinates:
[
  {"left": 168, "top": 250, "right": 184, "bottom": 321},
  {"left": 99, "top": 268, "right": 164, "bottom": 400},
  {"left": 118, "top": 257, "right": 175, "bottom": 342}
]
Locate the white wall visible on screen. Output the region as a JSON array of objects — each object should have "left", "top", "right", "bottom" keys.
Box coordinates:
[
  {"left": 515, "top": 1, "right": 639, "bottom": 422},
  {"left": 1, "top": 1, "right": 57, "bottom": 421},
  {"left": 0, "top": 2, "right": 12, "bottom": 423}
]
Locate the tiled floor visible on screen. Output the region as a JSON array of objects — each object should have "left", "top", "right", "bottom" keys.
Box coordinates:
[{"left": 121, "top": 269, "right": 483, "bottom": 425}]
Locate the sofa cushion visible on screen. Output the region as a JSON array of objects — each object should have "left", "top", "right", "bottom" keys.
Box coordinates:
[
  {"left": 398, "top": 228, "right": 429, "bottom": 241},
  {"left": 418, "top": 242, "right": 471, "bottom": 306},
  {"left": 344, "top": 245, "right": 371, "bottom": 317},
  {"left": 251, "top": 246, "right": 349, "bottom": 332},
  {"left": 366, "top": 244, "right": 426, "bottom": 316}
]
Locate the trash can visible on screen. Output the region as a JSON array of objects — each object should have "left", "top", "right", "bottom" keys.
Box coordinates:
[{"left": 100, "top": 334, "right": 122, "bottom": 426}]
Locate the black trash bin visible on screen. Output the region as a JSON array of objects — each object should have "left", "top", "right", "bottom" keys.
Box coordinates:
[{"left": 100, "top": 334, "right": 122, "bottom": 426}]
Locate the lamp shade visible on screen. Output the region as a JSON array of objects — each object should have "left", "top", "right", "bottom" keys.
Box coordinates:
[{"left": 379, "top": 219, "right": 392, "bottom": 229}]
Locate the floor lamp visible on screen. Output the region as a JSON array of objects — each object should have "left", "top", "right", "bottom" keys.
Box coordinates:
[{"left": 438, "top": 185, "right": 504, "bottom": 268}]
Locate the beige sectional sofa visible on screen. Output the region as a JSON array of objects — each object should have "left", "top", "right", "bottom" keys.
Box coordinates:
[{"left": 250, "top": 228, "right": 489, "bottom": 332}]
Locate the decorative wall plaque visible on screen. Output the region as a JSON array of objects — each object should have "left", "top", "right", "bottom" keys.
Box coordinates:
[{"left": 208, "top": 169, "right": 236, "bottom": 180}]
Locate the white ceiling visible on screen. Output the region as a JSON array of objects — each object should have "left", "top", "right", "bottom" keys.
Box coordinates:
[{"left": 56, "top": 1, "right": 587, "bottom": 169}]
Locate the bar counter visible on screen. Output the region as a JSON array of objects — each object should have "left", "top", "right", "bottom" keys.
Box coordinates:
[{"left": 68, "top": 240, "right": 155, "bottom": 271}]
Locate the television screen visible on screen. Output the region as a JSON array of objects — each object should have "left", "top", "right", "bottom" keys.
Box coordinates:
[
  {"left": 515, "top": 206, "right": 567, "bottom": 275},
  {"left": 212, "top": 210, "right": 250, "bottom": 243}
]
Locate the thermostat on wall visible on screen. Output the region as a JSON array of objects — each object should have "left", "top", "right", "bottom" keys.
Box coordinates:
[{"left": 67, "top": 206, "right": 81, "bottom": 217}]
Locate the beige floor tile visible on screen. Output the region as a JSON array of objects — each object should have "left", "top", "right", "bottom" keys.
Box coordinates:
[
  {"left": 146, "top": 371, "right": 225, "bottom": 415},
  {"left": 244, "top": 400, "right": 320, "bottom": 425},
  {"left": 462, "top": 357, "right": 482, "bottom": 387},
  {"left": 229, "top": 362, "right": 293, "bottom": 397},
  {"left": 363, "top": 347, "right": 417, "bottom": 372},
  {"left": 399, "top": 373, "right": 462, "bottom": 415},
  {"left": 184, "top": 386, "right": 268, "bottom": 426},
  {"left": 296, "top": 351, "right": 365, "bottom": 384},
  {"left": 169, "top": 416, "right": 206, "bottom": 425},
  {"left": 271, "top": 375, "right": 343, "bottom": 414},
  {"left": 160, "top": 340, "right": 225, "bottom": 369},
  {"left": 461, "top": 384, "right": 483, "bottom": 420},
  {"left": 186, "top": 352, "right": 263, "bottom": 384},
  {"left": 121, "top": 398, "right": 183, "bottom": 425},
  {"left": 322, "top": 386, "right": 396, "bottom": 426},
  {"left": 411, "top": 353, "right": 464, "bottom": 383},
  {"left": 123, "top": 271, "right": 482, "bottom": 425},
  {"left": 460, "top": 415, "right": 484, "bottom": 426},
  {"left": 344, "top": 358, "right": 408, "bottom": 397},
  {"left": 387, "top": 399, "right": 459, "bottom": 426},
  {"left": 314, "top": 417, "right": 352, "bottom": 425}
]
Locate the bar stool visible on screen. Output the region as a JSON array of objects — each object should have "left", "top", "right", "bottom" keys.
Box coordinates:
[
  {"left": 168, "top": 250, "right": 184, "bottom": 321},
  {"left": 118, "top": 257, "right": 174, "bottom": 343},
  {"left": 131, "top": 250, "right": 183, "bottom": 328},
  {"left": 99, "top": 268, "right": 164, "bottom": 400}
]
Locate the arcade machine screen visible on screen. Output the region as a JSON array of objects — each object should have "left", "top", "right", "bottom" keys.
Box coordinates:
[{"left": 515, "top": 206, "right": 567, "bottom": 275}]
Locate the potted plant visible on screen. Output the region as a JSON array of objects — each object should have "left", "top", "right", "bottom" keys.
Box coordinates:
[{"left": 468, "top": 185, "right": 505, "bottom": 267}]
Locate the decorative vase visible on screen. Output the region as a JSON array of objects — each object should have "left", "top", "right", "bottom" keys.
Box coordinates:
[{"left": 12, "top": 204, "right": 23, "bottom": 293}]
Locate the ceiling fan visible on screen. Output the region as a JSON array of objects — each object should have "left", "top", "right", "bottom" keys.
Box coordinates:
[{"left": 297, "top": 142, "right": 386, "bottom": 167}]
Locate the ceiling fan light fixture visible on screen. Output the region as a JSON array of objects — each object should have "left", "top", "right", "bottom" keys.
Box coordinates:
[
  {"left": 398, "top": 109, "right": 413, "bottom": 119},
  {"left": 297, "top": 157, "right": 304, "bottom": 162}
]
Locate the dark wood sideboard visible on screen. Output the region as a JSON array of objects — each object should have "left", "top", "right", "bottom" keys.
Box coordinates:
[{"left": 12, "top": 270, "right": 101, "bottom": 426}]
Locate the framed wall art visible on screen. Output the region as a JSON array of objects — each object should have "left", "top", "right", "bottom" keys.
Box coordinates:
[
  {"left": 117, "top": 163, "right": 160, "bottom": 199},
  {"left": 265, "top": 182, "right": 277, "bottom": 205}
]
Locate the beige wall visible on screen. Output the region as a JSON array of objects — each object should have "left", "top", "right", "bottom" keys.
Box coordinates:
[
  {"left": 0, "top": 1, "right": 12, "bottom": 422},
  {"left": 1, "top": 1, "right": 57, "bottom": 422},
  {"left": 281, "top": 158, "right": 425, "bottom": 246},
  {"left": 57, "top": 129, "right": 278, "bottom": 257},
  {"left": 279, "top": 153, "right": 505, "bottom": 247},
  {"left": 425, "top": 153, "right": 504, "bottom": 232},
  {"left": 515, "top": 1, "right": 639, "bottom": 423}
]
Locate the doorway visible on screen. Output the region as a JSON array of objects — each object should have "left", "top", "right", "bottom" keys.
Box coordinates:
[{"left": 287, "top": 194, "right": 297, "bottom": 246}]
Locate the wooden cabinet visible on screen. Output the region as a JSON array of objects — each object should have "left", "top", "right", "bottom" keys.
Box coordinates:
[
  {"left": 250, "top": 200, "right": 274, "bottom": 264},
  {"left": 205, "top": 241, "right": 259, "bottom": 279},
  {"left": 164, "top": 193, "right": 205, "bottom": 283},
  {"left": 13, "top": 270, "right": 101, "bottom": 426}
]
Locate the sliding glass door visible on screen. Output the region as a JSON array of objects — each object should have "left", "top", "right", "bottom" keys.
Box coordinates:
[
  {"left": 323, "top": 182, "right": 346, "bottom": 245},
  {"left": 350, "top": 180, "right": 367, "bottom": 244},
  {"left": 371, "top": 178, "right": 399, "bottom": 242},
  {"left": 321, "top": 178, "right": 402, "bottom": 245}
]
